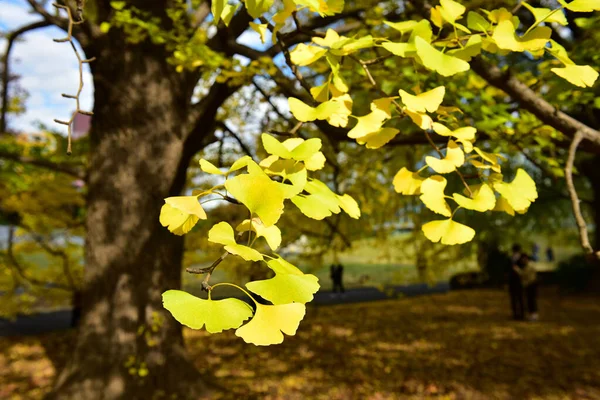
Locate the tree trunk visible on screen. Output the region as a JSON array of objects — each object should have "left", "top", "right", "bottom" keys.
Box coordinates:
[{"left": 47, "top": 34, "right": 214, "bottom": 400}]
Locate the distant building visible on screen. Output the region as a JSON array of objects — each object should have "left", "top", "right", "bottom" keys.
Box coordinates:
[{"left": 72, "top": 113, "right": 91, "bottom": 140}]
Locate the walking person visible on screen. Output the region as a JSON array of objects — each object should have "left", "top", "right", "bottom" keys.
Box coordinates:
[
  {"left": 508, "top": 244, "right": 525, "bottom": 320},
  {"left": 330, "top": 262, "right": 345, "bottom": 296},
  {"left": 515, "top": 253, "right": 539, "bottom": 321}
]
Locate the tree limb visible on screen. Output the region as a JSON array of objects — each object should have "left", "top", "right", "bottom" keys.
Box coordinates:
[
  {"left": 0, "top": 150, "right": 86, "bottom": 179},
  {"left": 470, "top": 57, "right": 600, "bottom": 147},
  {"left": 564, "top": 131, "right": 598, "bottom": 258},
  {"left": 1, "top": 20, "right": 51, "bottom": 133},
  {"left": 25, "top": 0, "right": 70, "bottom": 33}
]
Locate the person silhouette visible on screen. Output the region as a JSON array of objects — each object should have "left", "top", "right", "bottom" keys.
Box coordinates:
[
  {"left": 508, "top": 244, "right": 525, "bottom": 320},
  {"left": 330, "top": 263, "right": 345, "bottom": 295}
]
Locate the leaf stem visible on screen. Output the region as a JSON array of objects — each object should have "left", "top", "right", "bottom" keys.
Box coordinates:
[{"left": 211, "top": 283, "right": 258, "bottom": 305}]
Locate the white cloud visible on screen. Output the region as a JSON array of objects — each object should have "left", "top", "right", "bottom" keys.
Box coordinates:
[
  {"left": 0, "top": 2, "right": 41, "bottom": 30},
  {"left": 1, "top": 4, "right": 94, "bottom": 133}
]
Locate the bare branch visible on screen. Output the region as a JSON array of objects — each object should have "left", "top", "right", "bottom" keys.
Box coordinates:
[
  {"left": 1, "top": 20, "right": 51, "bottom": 133},
  {"left": 217, "top": 121, "right": 255, "bottom": 159},
  {"left": 25, "top": 0, "right": 70, "bottom": 31},
  {"left": 0, "top": 150, "right": 86, "bottom": 179},
  {"left": 564, "top": 131, "right": 598, "bottom": 258}
]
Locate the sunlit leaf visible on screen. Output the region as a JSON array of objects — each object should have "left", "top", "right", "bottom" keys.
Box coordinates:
[
  {"left": 492, "top": 20, "right": 551, "bottom": 52},
  {"left": 493, "top": 169, "right": 538, "bottom": 213},
  {"left": 453, "top": 183, "right": 496, "bottom": 212},
  {"left": 425, "top": 140, "right": 465, "bottom": 173},
  {"left": 415, "top": 37, "right": 470, "bottom": 77},
  {"left": 245, "top": 0, "right": 274, "bottom": 19},
  {"left": 236, "top": 218, "right": 282, "bottom": 251},
  {"left": 356, "top": 128, "right": 400, "bottom": 149},
  {"left": 290, "top": 43, "right": 327, "bottom": 66},
  {"left": 225, "top": 161, "right": 286, "bottom": 226},
  {"left": 558, "top": 0, "right": 600, "bottom": 12},
  {"left": 399, "top": 86, "right": 445, "bottom": 113},
  {"left": 522, "top": 3, "right": 568, "bottom": 25},
  {"left": 432, "top": 123, "right": 476, "bottom": 141},
  {"left": 393, "top": 167, "right": 424, "bottom": 195},
  {"left": 551, "top": 65, "right": 599, "bottom": 88},
  {"left": 422, "top": 219, "right": 475, "bottom": 245},
  {"left": 420, "top": 175, "right": 452, "bottom": 217},
  {"left": 208, "top": 222, "right": 263, "bottom": 261},
  {"left": 288, "top": 98, "right": 339, "bottom": 122},
  {"left": 235, "top": 303, "right": 306, "bottom": 346},
  {"left": 160, "top": 196, "right": 206, "bottom": 235},
  {"left": 162, "top": 290, "right": 252, "bottom": 333}
]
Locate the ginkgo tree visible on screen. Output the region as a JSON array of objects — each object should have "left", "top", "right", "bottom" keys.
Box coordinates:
[
  {"left": 157, "top": 0, "right": 599, "bottom": 347},
  {"left": 5, "top": 0, "right": 600, "bottom": 397}
]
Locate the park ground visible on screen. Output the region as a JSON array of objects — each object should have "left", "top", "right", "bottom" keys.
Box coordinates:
[{"left": 1, "top": 288, "right": 600, "bottom": 400}]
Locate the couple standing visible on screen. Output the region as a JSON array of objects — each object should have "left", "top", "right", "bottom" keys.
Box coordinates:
[{"left": 509, "top": 244, "right": 539, "bottom": 321}]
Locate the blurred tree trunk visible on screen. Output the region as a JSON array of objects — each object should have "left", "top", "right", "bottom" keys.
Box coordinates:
[{"left": 46, "top": 23, "right": 217, "bottom": 400}]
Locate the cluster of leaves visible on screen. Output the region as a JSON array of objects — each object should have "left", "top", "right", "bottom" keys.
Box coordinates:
[
  {"left": 160, "top": 0, "right": 600, "bottom": 345},
  {"left": 160, "top": 134, "right": 359, "bottom": 345}
]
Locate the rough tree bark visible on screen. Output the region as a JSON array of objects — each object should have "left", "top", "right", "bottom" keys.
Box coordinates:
[{"left": 45, "top": 10, "right": 227, "bottom": 400}]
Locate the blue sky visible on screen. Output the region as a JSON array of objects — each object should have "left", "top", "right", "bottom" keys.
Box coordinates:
[
  {"left": 1, "top": 0, "right": 275, "bottom": 133},
  {"left": 1, "top": 0, "right": 94, "bottom": 132}
]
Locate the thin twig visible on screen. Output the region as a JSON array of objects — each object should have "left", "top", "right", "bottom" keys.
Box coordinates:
[
  {"left": 51, "top": 2, "right": 94, "bottom": 155},
  {"left": 565, "top": 131, "right": 597, "bottom": 257}
]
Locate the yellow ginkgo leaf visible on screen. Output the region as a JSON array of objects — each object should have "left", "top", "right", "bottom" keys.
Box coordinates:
[
  {"left": 404, "top": 108, "right": 434, "bottom": 130},
  {"left": 292, "top": 194, "right": 333, "bottom": 220},
  {"left": 245, "top": 0, "right": 274, "bottom": 18},
  {"left": 492, "top": 20, "right": 551, "bottom": 52},
  {"left": 236, "top": 218, "right": 282, "bottom": 251},
  {"left": 199, "top": 156, "right": 252, "bottom": 175},
  {"left": 225, "top": 161, "right": 286, "bottom": 226},
  {"left": 419, "top": 175, "right": 452, "bottom": 217},
  {"left": 327, "top": 94, "right": 353, "bottom": 127},
  {"left": 249, "top": 22, "right": 269, "bottom": 44},
  {"left": 162, "top": 290, "right": 253, "bottom": 333},
  {"left": 356, "top": 127, "right": 400, "bottom": 149},
  {"left": 384, "top": 20, "right": 419, "bottom": 34},
  {"left": 288, "top": 98, "right": 339, "bottom": 122},
  {"left": 310, "top": 81, "right": 330, "bottom": 102},
  {"left": 447, "top": 35, "right": 482, "bottom": 61},
  {"left": 235, "top": 303, "right": 306, "bottom": 346},
  {"left": 347, "top": 110, "right": 387, "bottom": 139},
  {"left": 473, "top": 147, "right": 505, "bottom": 167},
  {"left": 399, "top": 86, "right": 445, "bottom": 113},
  {"left": 453, "top": 183, "right": 496, "bottom": 212},
  {"left": 432, "top": 123, "right": 476, "bottom": 141},
  {"left": 493, "top": 169, "right": 538, "bottom": 213},
  {"left": 393, "top": 167, "right": 424, "bottom": 195},
  {"left": 422, "top": 219, "right": 476, "bottom": 245},
  {"left": 263, "top": 158, "right": 308, "bottom": 199},
  {"left": 493, "top": 195, "right": 515, "bottom": 216},
  {"left": 425, "top": 140, "right": 465, "bottom": 173},
  {"left": 304, "top": 152, "right": 327, "bottom": 171},
  {"left": 415, "top": 37, "right": 470, "bottom": 77},
  {"left": 522, "top": 3, "right": 568, "bottom": 25},
  {"left": 467, "top": 11, "right": 491, "bottom": 32},
  {"left": 289, "top": 43, "right": 327, "bottom": 66},
  {"left": 337, "top": 194, "right": 361, "bottom": 219},
  {"left": 558, "top": 0, "right": 600, "bottom": 12},
  {"left": 438, "top": 0, "right": 466, "bottom": 24},
  {"left": 381, "top": 20, "right": 433, "bottom": 57},
  {"left": 208, "top": 222, "right": 263, "bottom": 261},
  {"left": 312, "top": 28, "right": 342, "bottom": 47},
  {"left": 246, "top": 257, "right": 319, "bottom": 304},
  {"left": 551, "top": 65, "right": 599, "bottom": 88},
  {"left": 160, "top": 196, "right": 207, "bottom": 235}
]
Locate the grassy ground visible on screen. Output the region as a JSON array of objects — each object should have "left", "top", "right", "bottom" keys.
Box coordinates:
[{"left": 2, "top": 288, "right": 600, "bottom": 399}]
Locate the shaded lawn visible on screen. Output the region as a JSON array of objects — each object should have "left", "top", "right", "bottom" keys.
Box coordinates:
[{"left": 2, "top": 289, "right": 600, "bottom": 399}]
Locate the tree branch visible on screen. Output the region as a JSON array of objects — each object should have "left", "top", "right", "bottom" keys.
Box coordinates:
[
  {"left": 1, "top": 20, "right": 51, "bottom": 133},
  {"left": 470, "top": 57, "right": 600, "bottom": 147},
  {"left": 564, "top": 131, "right": 598, "bottom": 258},
  {"left": 0, "top": 150, "right": 86, "bottom": 179},
  {"left": 25, "top": 0, "right": 70, "bottom": 33}
]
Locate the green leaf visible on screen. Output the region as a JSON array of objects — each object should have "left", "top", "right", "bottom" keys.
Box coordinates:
[
  {"left": 236, "top": 218, "right": 282, "bottom": 251},
  {"left": 208, "top": 222, "right": 263, "bottom": 261},
  {"left": 159, "top": 196, "right": 207, "bottom": 235},
  {"left": 422, "top": 219, "right": 476, "bottom": 245},
  {"left": 235, "top": 303, "right": 306, "bottom": 345},
  {"left": 225, "top": 161, "right": 286, "bottom": 226},
  {"left": 245, "top": 0, "right": 274, "bottom": 19},
  {"left": 415, "top": 37, "right": 470, "bottom": 76},
  {"left": 162, "top": 290, "right": 253, "bottom": 333}
]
